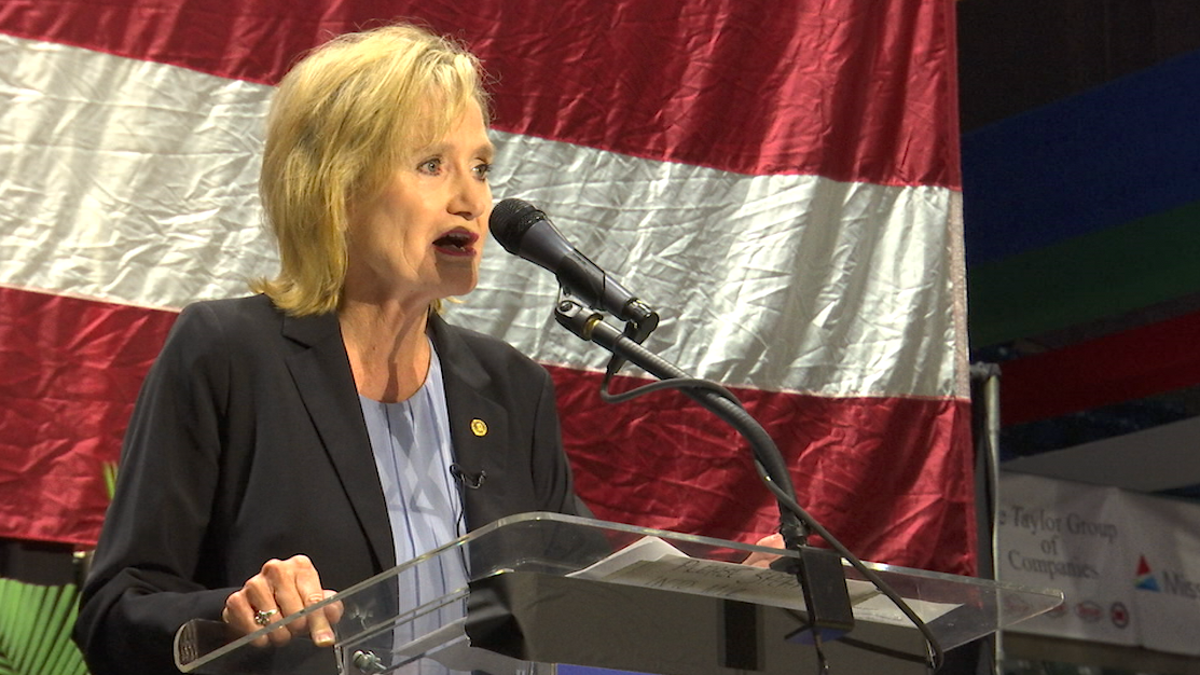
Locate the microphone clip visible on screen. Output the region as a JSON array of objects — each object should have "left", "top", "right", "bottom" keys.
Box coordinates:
[
  {"left": 554, "top": 289, "right": 606, "bottom": 341},
  {"left": 450, "top": 464, "right": 487, "bottom": 490},
  {"left": 553, "top": 288, "right": 660, "bottom": 380}
]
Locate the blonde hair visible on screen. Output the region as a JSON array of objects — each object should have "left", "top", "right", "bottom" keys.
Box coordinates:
[{"left": 253, "top": 24, "right": 489, "bottom": 315}]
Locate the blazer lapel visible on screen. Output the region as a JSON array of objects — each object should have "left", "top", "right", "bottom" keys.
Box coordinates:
[
  {"left": 428, "top": 314, "right": 511, "bottom": 529},
  {"left": 281, "top": 311, "right": 396, "bottom": 571}
]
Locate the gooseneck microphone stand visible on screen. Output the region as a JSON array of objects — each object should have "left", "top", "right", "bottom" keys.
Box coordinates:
[{"left": 552, "top": 292, "right": 945, "bottom": 673}]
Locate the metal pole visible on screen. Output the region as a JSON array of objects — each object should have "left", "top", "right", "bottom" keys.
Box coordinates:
[{"left": 970, "top": 362, "right": 1003, "bottom": 675}]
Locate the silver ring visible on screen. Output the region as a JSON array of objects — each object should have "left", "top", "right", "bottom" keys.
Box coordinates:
[{"left": 254, "top": 608, "right": 279, "bottom": 626}]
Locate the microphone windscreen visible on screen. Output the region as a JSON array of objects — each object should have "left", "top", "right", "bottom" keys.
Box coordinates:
[{"left": 489, "top": 198, "right": 545, "bottom": 255}]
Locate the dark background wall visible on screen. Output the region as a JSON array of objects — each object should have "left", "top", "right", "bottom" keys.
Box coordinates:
[{"left": 959, "top": 0, "right": 1200, "bottom": 504}]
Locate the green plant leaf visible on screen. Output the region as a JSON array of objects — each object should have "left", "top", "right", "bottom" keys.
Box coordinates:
[
  {"left": 102, "top": 462, "right": 119, "bottom": 501},
  {"left": 0, "top": 647, "right": 19, "bottom": 675},
  {"left": 0, "top": 578, "right": 89, "bottom": 675}
]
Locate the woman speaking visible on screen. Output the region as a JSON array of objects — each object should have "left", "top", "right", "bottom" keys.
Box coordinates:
[{"left": 73, "top": 23, "right": 590, "bottom": 675}]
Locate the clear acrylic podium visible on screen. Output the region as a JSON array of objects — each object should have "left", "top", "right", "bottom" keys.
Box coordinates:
[{"left": 174, "top": 512, "right": 1061, "bottom": 675}]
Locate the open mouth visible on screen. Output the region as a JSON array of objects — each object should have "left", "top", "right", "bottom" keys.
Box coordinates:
[{"left": 433, "top": 229, "right": 478, "bottom": 256}]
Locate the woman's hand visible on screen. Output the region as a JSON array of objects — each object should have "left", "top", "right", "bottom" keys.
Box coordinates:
[
  {"left": 742, "top": 533, "right": 784, "bottom": 568},
  {"left": 222, "top": 554, "right": 343, "bottom": 648}
]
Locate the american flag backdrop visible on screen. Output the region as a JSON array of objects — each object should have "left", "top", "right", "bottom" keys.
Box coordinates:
[{"left": 0, "top": 0, "right": 974, "bottom": 575}]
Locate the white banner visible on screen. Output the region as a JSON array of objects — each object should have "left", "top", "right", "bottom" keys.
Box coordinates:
[
  {"left": 998, "top": 471, "right": 1200, "bottom": 655},
  {"left": 1124, "top": 493, "right": 1200, "bottom": 655}
]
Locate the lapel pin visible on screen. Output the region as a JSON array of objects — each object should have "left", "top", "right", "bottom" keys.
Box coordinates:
[{"left": 470, "top": 418, "right": 488, "bottom": 437}]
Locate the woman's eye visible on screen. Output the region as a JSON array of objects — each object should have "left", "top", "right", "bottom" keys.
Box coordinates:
[
  {"left": 473, "top": 163, "right": 492, "bottom": 180},
  {"left": 418, "top": 158, "right": 442, "bottom": 175}
]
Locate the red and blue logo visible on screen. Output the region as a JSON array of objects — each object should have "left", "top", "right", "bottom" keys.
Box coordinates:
[{"left": 1135, "top": 555, "right": 1160, "bottom": 592}]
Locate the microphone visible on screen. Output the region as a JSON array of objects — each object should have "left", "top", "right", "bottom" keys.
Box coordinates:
[
  {"left": 489, "top": 198, "right": 658, "bottom": 329},
  {"left": 450, "top": 464, "right": 486, "bottom": 490}
]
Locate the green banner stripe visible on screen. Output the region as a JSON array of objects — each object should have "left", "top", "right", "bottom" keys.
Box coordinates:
[{"left": 969, "top": 199, "right": 1200, "bottom": 348}]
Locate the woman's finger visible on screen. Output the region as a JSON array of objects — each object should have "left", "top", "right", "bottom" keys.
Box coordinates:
[
  {"left": 289, "top": 558, "right": 336, "bottom": 646},
  {"left": 223, "top": 584, "right": 271, "bottom": 648},
  {"left": 743, "top": 533, "right": 785, "bottom": 568}
]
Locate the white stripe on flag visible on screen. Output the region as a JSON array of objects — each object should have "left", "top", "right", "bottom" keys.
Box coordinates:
[
  {"left": 0, "top": 35, "right": 274, "bottom": 310},
  {"left": 472, "top": 145, "right": 963, "bottom": 398},
  {"left": 1, "top": 35, "right": 963, "bottom": 399}
]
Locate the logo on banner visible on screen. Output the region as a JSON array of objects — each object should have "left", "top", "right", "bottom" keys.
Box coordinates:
[
  {"left": 1110, "top": 601, "right": 1130, "bottom": 629},
  {"left": 1075, "top": 600, "right": 1103, "bottom": 623},
  {"left": 1135, "top": 555, "right": 1161, "bottom": 591},
  {"left": 1135, "top": 555, "right": 1199, "bottom": 599}
]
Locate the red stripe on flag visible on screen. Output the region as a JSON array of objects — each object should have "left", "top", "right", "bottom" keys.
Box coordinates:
[
  {"left": 1001, "top": 310, "right": 1200, "bottom": 426},
  {"left": 2, "top": 289, "right": 976, "bottom": 573},
  {"left": 0, "top": 287, "right": 176, "bottom": 546},
  {"left": 0, "top": 0, "right": 960, "bottom": 186},
  {"left": 549, "top": 366, "right": 977, "bottom": 575}
]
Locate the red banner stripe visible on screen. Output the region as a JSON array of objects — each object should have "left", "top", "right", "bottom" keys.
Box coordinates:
[
  {"left": 1001, "top": 309, "right": 1200, "bottom": 426},
  {"left": 0, "top": 0, "right": 960, "bottom": 186}
]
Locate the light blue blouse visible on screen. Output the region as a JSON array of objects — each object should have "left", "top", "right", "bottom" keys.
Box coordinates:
[{"left": 359, "top": 342, "right": 469, "bottom": 631}]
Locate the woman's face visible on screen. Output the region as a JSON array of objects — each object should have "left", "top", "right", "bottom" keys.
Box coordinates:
[{"left": 344, "top": 99, "right": 494, "bottom": 308}]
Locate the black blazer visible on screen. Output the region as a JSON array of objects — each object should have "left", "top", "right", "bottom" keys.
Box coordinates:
[{"left": 74, "top": 294, "right": 589, "bottom": 675}]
